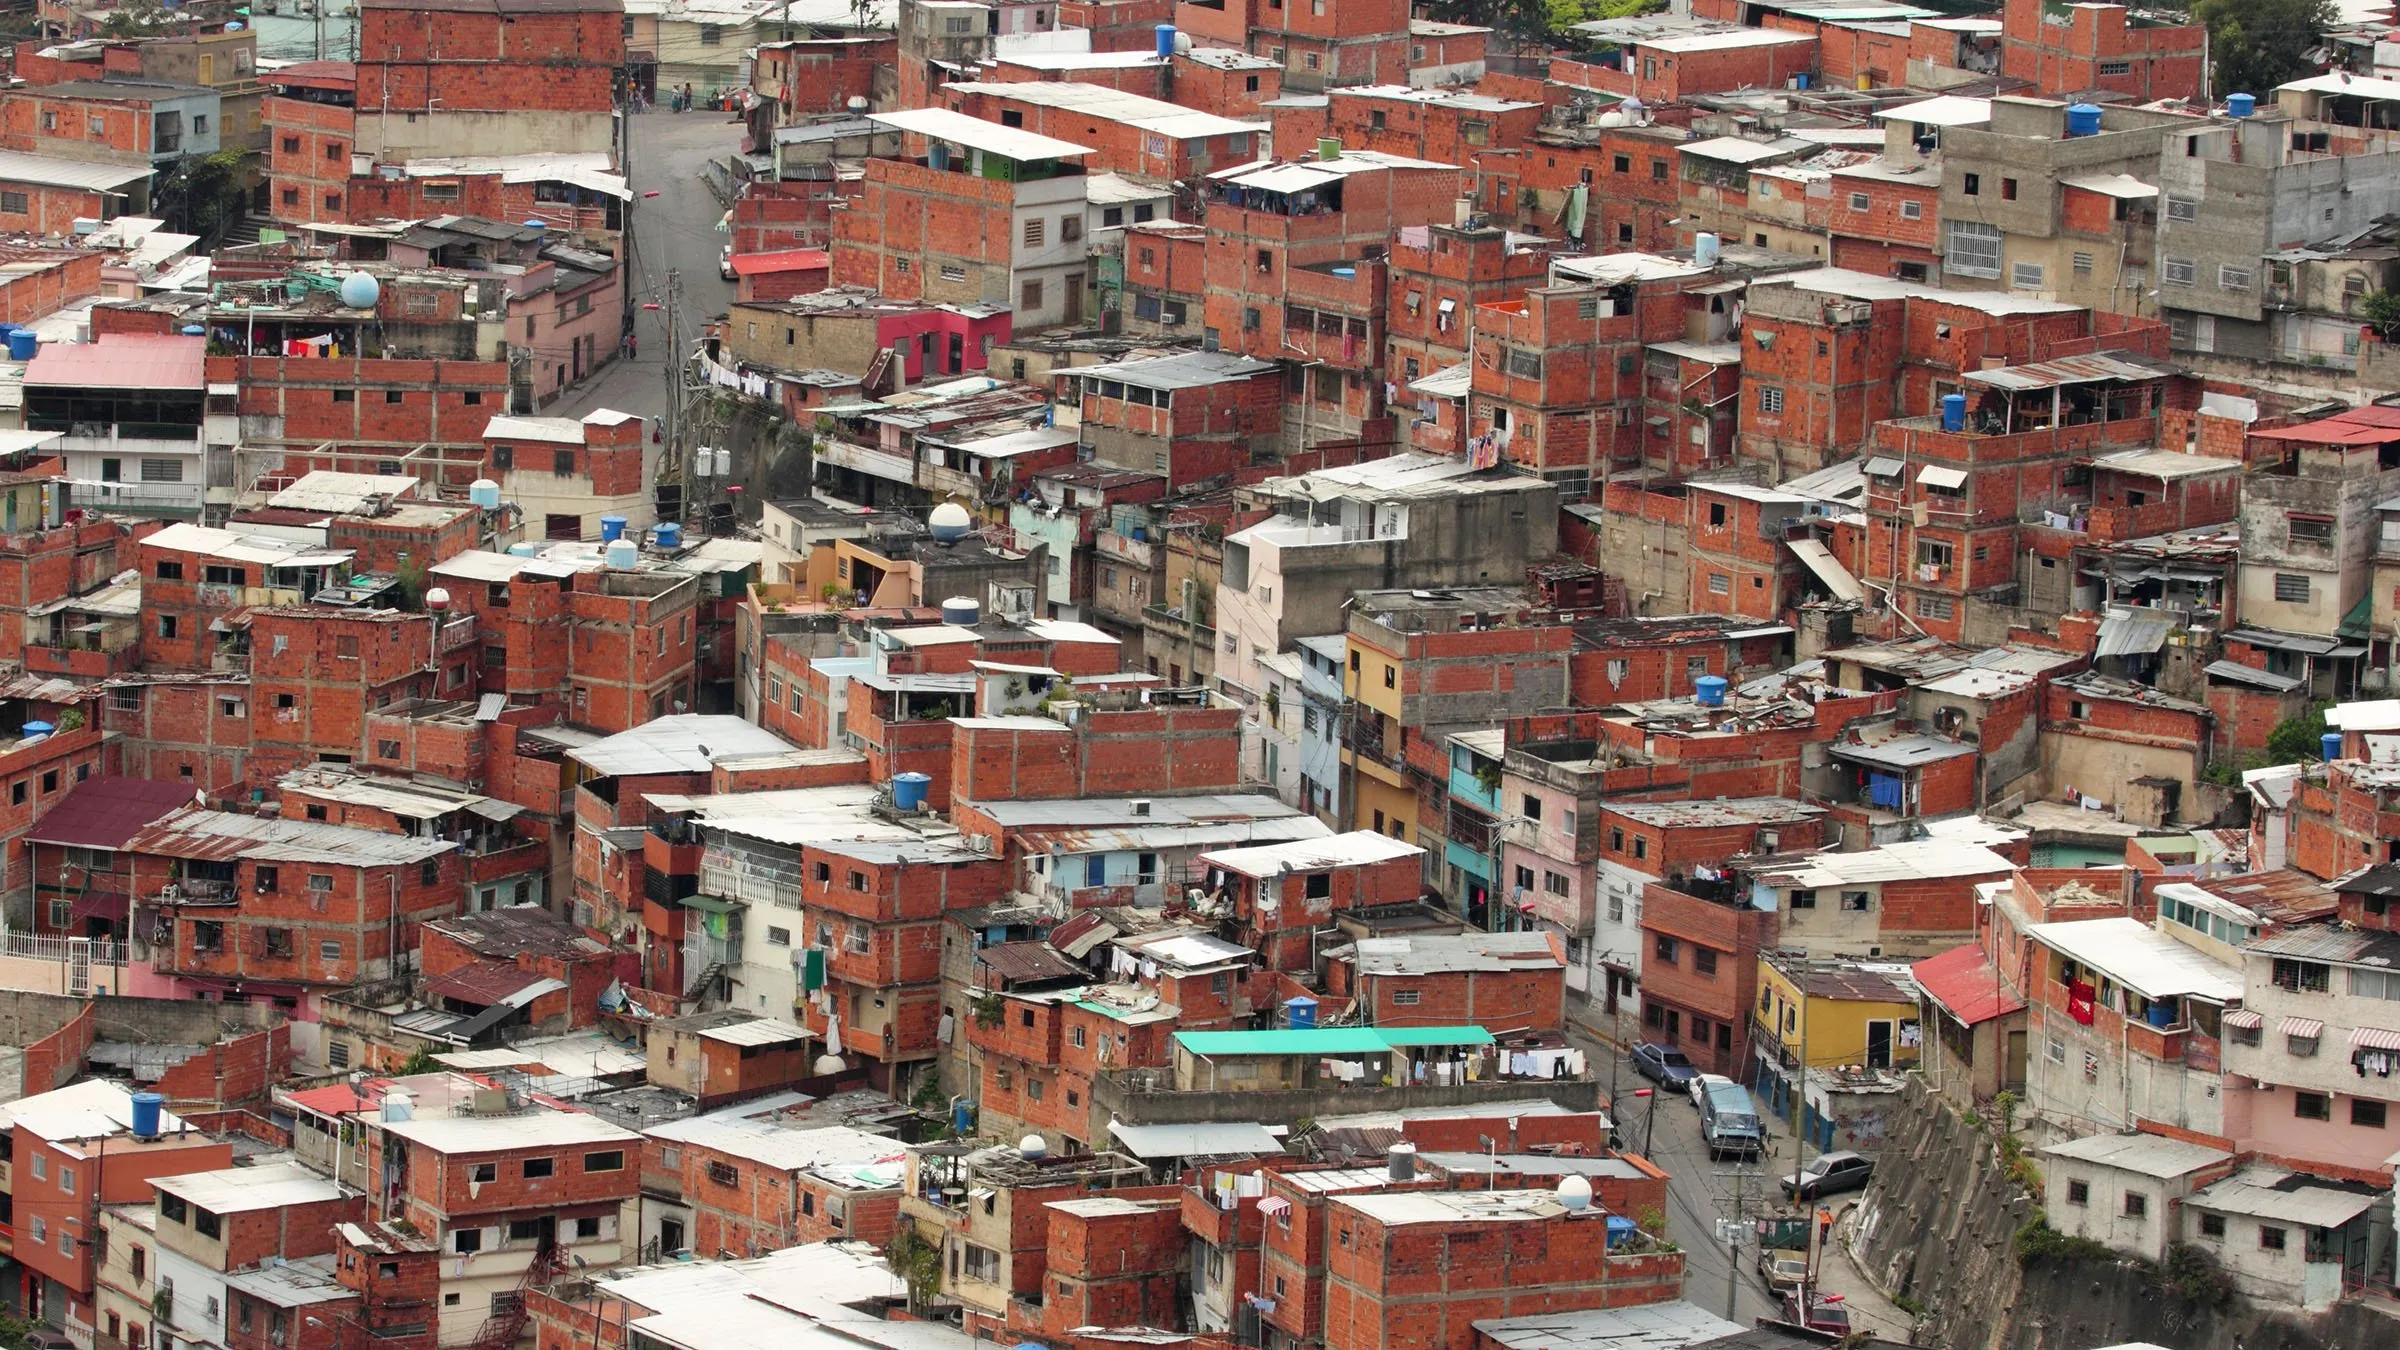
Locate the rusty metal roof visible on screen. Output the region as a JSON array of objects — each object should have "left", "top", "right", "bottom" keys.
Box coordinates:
[{"left": 1960, "top": 351, "right": 2178, "bottom": 392}]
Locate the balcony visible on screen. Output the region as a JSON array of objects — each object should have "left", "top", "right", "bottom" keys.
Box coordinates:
[
  {"left": 1448, "top": 763, "right": 1502, "bottom": 813},
  {"left": 438, "top": 615, "right": 478, "bottom": 653},
  {"left": 22, "top": 635, "right": 139, "bottom": 678},
  {"left": 2082, "top": 498, "right": 2185, "bottom": 542}
]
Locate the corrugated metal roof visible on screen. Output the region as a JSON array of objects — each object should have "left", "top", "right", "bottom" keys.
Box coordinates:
[
  {"left": 26, "top": 776, "right": 199, "bottom": 849},
  {"left": 869, "top": 107, "right": 1094, "bottom": 160},
  {"left": 24, "top": 333, "right": 204, "bottom": 390},
  {"left": 2026, "top": 917, "right": 2242, "bottom": 1001},
  {"left": 1199, "top": 831, "right": 1421, "bottom": 876},
  {"left": 2040, "top": 1131, "right": 2232, "bottom": 1178},
  {"left": 1334, "top": 932, "right": 1563, "bottom": 976},
  {"left": 2204, "top": 660, "right": 2303, "bottom": 692},
  {"left": 129, "top": 807, "right": 456, "bottom": 867},
  {"left": 568, "top": 715, "right": 797, "bottom": 776},
  {"left": 695, "top": 1016, "right": 810, "bottom": 1047},
  {"left": 1912, "top": 943, "right": 2024, "bottom": 1026},
  {"left": 1786, "top": 537, "right": 1865, "bottom": 603},
  {"left": 2095, "top": 606, "right": 2178, "bottom": 658},
  {"left": 2188, "top": 1166, "right": 2382, "bottom": 1227},
  {"left": 1107, "top": 1120, "right": 1285, "bottom": 1159},
  {"left": 974, "top": 940, "right": 1085, "bottom": 985}
]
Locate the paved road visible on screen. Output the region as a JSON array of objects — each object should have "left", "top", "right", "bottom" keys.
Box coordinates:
[
  {"left": 1573, "top": 1031, "right": 1792, "bottom": 1329},
  {"left": 558, "top": 109, "right": 744, "bottom": 422}
]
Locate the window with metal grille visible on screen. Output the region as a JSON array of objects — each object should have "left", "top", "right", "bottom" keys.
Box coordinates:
[
  {"left": 2273, "top": 573, "right": 2311, "bottom": 604},
  {"left": 1943, "top": 220, "right": 2001, "bottom": 278},
  {"left": 2162, "top": 258, "right": 2197, "bottom": 285},
  {"left": 2218, "top": 265, "right": 2252, "bottom": 292}
]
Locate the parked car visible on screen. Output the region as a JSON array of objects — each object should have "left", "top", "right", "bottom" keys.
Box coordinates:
[
  {"left": 720, "top": 244, "right": 736, "bottom": 279},
  {"left": 1781, "top": 1150, "right": 1875, "bottom": 1201},
  {"left": 24, "top": 1332, "right": 75, "bottom": 1350},
  {"left": 1756, "top": 1248, "right": 1810, "bottom": 1295},
  {"left": 1781, "top": 1292, "right": 1851, "bottom": 1336},
  {"left": 1698, "top": 1077, "right": 1765, "bottom": 1159},
  {"left": 1688, "top": 1070, "right": 1730, "bottom": 1109},
  {"left": 1630, "top": 1042, "right": 1697, "bottom": 1089}
]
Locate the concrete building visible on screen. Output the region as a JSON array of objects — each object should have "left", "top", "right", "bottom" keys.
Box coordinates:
[
  {"left": 2158, "top": 79, "right": 2400, "bottom": 369},
  {"left": 1212, "top": 454, "right": 1558, "bottom": 702},
  {"left": 834, "top": 108, "right": 1098, "bottom": 331}
]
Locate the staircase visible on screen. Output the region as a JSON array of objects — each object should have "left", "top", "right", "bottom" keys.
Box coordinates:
[
  {"left": 218, "top": 215, "right": 268, "bottom": 248},
  {"left": 467, "top": 1238, "right": 563, "bottom": 1350},
  {"left": 685, "top": 961, "right": 724, "bottom": 1001}
]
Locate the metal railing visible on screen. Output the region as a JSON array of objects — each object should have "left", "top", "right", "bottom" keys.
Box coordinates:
[{"left": 2, "top": 932, "right": 127, "bottom": 966}]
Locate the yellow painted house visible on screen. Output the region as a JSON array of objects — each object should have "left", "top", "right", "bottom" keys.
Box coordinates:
[{"left": 1753, "top": 953, "right": 1920, "bottom": 1081}]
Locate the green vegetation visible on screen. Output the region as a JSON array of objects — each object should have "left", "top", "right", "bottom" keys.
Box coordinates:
[
  {"left": 2014, "top": 1210, "right": 2115, "bottom": 1267},
  {"left": 1420, "top": 0, "right": 1661, "bottom": 44},
  {"left": 2363, "top": 290, "right": 2400, "bottom": 340},
  {"left": 2154, "top": 1241, "right": 2236, "bottom": 1310},
  {"left": 2191, "top": 0, "right": 2334, "bottom": 100},
  {"left": 2266, "top": 701, "right": 2334, "bottom": 763},
  {"left": 887, "top": 1227, "right": 944, "bottom": 1311}
]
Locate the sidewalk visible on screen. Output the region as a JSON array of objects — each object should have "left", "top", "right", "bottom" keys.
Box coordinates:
[{"left": 1821, "top": 1202, "right": 1919, "bottom": 1342}]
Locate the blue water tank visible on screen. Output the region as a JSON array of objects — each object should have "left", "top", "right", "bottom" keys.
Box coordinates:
[
  {"left": 1694, "top": 675, "right": 1728, "bottom": 707},
  {"left": 1793, "top": 72, "right": 1809, "bottom": 90},
  {"left": 339, "top": 272, "right": 381, "bottom": 309},
  {"left": 523, "top": 220, "right": 548, "bottom": 233},
  {"left": 1286, "top": 995, "right": 1318, "bottom": 1030},
  {"left": 2227, "top": 92, "right": 2257, "bottom": 119},
  {"left": 599, "top": 514, "right": 627, "bottom": 542},
  {"left": 953, "top": 1098, "right": 976, "bottom": 1135},
  {"left": 9, "top": 329, "right": 38, "bottom": 361},
  {"left": 21, "top": 721, "right": 53, "bottom": 738},
  {"left": 469, "top": 479, "right": 501, "bottom": 510},
  {"left": 2066, "top": 103, "right": 2103, "bottom": 137},
  {"left": 1154, "top": 23, "right": 1175, "bottom": 58},
  {"left": 892, "top": 772, "right": 933, "bottom": 811},
  {"left": 2323, "top": 732, "right": 2345, "bottom": 762},
  {"left": 1942, "top": 392, "right": 1968, "bottom": 432},
  {"left": 181, "top": 325, "right": 204, "bottom": 336},
  {"left": 130, "top": 1090, "right": 164, "bottom": 1140},
  {"left": 654, "top": 521, "right": 683, "bottom": 550},
  {"left": 2145, "top": 1001, "right": 2175, "bottom": 1029},
  {"left": 1604, "top": 1214, "right": 1637, "bottom": 1248}
]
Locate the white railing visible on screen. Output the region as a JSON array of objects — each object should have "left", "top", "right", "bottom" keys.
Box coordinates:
[{"left": 3, "top": 932, "right": 128, "bottom": 967}]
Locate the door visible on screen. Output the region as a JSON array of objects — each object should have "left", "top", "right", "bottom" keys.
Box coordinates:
[
  {"left": 1064, "top": 272, "right": 1084, "bottom": 324},
  {"left": 658, "top": 1217, "right": 684, "bottom": 1257},
  {"left": 1866, "top": 1020, "right": 1893, "bottom": 1069},
  {"left": 2004, "top": 1029, "right": 2029, "bottom": 1092}
]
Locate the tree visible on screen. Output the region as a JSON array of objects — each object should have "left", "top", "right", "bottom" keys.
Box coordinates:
[
  {"left": 2191, "top": 0, "right": 2334, "bottom": 99},
  {"left": 2266, "top": 702, "right": 2333, "bottom": 763},
  {"left": 1549, "top": 0, "right": 1666, "bottom": 37}
]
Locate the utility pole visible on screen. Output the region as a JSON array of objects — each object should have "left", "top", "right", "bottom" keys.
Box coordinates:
[
  {"left": 662, "top": 268, "right": 683, "bottom": 521},
  {"left": 1725, "top": 1164, "right": 1747, "bottom": 1321}
]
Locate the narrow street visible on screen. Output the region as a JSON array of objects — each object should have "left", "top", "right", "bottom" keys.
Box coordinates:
[
  {"left": 1567, "top": 1020, "right": 1818, "bottom": 1330},
  {"left": 558, "top": 109, "right": 744, "bottom": 422}
]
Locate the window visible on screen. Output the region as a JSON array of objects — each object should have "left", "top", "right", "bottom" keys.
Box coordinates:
[
  {"left": 470, "top": 1163, "right": 498, "bottom": 1183},
  {"left": 1901, "top": 200, "right": 1922, "bottom": 220},
  {"left": 59, "top": 1166, "right": 74, "bottom": 1195},
  {"left": 2073, "top": 251, "right": 2094, "bottom": 276},
  {"left": 707, "top": 1161, "right": 740, "bottom": 1187},
  {"left": 584, "top": 1150, "right": 625, "bottom": 1173},
  {"left": 1709, "top": 573, "right": 1730, "bottom": 594},
  {"left": 1757, "top": 385, "right": 1784, "bottom": 415},
  {"left": 2000, "top": 177, "right": 2018, "bottom": 201},
  {"left": 1961, "top": 173, "right": 1980, "bottom": 195},
  {"left": 1021, "top": 280, "right": 1044, "bottom": 311},
  {"left": 1654, "top": 935, "right": 1679, "bottom": 964},
  {"left": 1945, "top": 220, "right": 2002, "bottom": 278},
  {"left": 2066, "top": 1180, "right": 2090, "bottom": 1206},
  {"left": 1841, "top": 891, "right": 1872, "bottom": 912},
  {"left": 453, "top": 1229, "right": 482, "bottom": 1254},
  {"left": 1694, "top": 948, "right": 1718, "bottom": 977},
  {"left": 2122, "top": 1192, "right": 2147, "bottom": 1219},
  {"left": 2162, "top": 257, "right": 2197, "bottom": 286},
  {"left": 2166, "top": 196, "right": 2198, "bottom": 223},
  {"left": 2011, "top": 262, "right": 2045, "bottom": 290},
  {"left": 2294, "top": 1091, "right": 2331, "bottom": 1121},
  {"left": 1651, "top": 160, "right": 1668, "bottom": 182},
  {"left": 1848, "top": 192, "right": 1870, "bottom": 212},
  {"left": 575, "top": 1217, "right": 601, "bottom": 1239},
  {"left": 1392, "top": 989, "right": 1422, "bottom": 1006},
  {"left": 2288, "top": 514, "right": 2334, "bottom": 546},
  {"left": 522, "top": 1157, "right": 556, "bottom": 1179},
  {"left": 2199, "top": 1212, "right": 2225, "bottom": 1238},
  {"left": 766, "top": 926, "right": 791, "bottom": 946},
  {"left": 508, "top": 1220, "right": 545, "bottom": 1243},
  {"left": 700, "top": 23, "right": 722, "bottom": 43},
  {"left": 2218, "top": 265, "right": 2253, "bottom": 292},
  {"left": 2260, "top": 1226, "right": 2287, "bottom": 1251},
  {"left": 2274, "top": 573, "right": 2312, "bottom": 604},
  {"left": 2354, "top": 1099, "right": 2388, "bottom": 1128}
]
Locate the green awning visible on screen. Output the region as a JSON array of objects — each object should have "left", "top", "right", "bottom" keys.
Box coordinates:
[{"left": 679, "top": 894, "right": 744, "bottom": 914}]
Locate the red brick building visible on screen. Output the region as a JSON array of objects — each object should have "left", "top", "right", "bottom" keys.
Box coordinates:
[
  {"left": 1637, "top": 873, "right": 1776, "bottom": 1075},
  {"left": 639, "top": 1117, "right": 904, "bottom": 1257},
  {"left": 1998, "top": 0, "right": 2204, "bottom": 103},
  {"left": 130, "top": 807, "right": 462, "bottom": 1014},
  {"left": 1323, "top": 930, "right": 1568, "bottom": 1032},
  {"left": 1195, "top": 833, "right": 1425, "bottom": 972}
]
